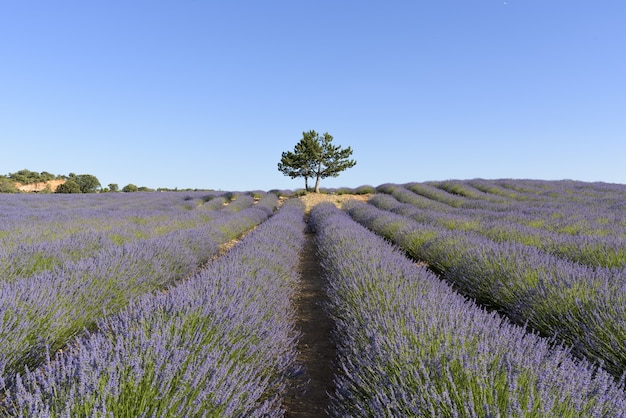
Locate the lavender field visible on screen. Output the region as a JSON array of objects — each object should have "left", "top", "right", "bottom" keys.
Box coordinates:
[{"left": 1, "top": 180, "right": 626, "bottom": 417}]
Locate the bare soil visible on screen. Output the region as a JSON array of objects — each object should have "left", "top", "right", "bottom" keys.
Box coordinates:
[
  {"left": 296, "top": 192, "right": 371, "bottom": 213},
  {"left": 14, "top": 179, "right": 65, "bottom": 192},
  {"left": 283, "top": 226, "right": 335, "bottom": 417}
]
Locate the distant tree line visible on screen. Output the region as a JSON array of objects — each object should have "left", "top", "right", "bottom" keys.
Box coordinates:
[
  {"left": 6, "top": 169, "right": 61, "bottom": 184},
  {"left": 0, "top": 169, "right": 161, "bottom": 194}
]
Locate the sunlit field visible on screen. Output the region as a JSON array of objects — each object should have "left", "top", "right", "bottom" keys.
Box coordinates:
[{"left": 2, "top": 179, "right": 626, "bottom": 417}]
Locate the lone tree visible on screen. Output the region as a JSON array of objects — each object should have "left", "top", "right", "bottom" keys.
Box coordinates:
[{"left": 278, "top": 130, "right": 356, "bottom": 193}]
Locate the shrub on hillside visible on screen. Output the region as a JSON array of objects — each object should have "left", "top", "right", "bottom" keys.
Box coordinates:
[
  {"left": 0, "top": 178, "right": 19, "bottom": 193},
  {"left": 55, "top": 180, "right": 82, "bottom": 194}
]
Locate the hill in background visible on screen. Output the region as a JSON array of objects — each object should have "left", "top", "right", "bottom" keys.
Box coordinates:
[{"left": 0, "top": 169, "right": 159, "bottom": 193}]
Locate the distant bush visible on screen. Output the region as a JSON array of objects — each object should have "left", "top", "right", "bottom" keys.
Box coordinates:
[
  {"left": 8, "top": 169, "right": 53, "bottom": 184},
  {"left": 0, "top": 178, "right": 19, "bottom": 193},
  {"left": 68, "top": 174, "right": 101, "bottom": 193},
  {"left": 55, "top": 180, "right": 82, "bottom": 194},
  {"left": 10, "top": 169, "right": 61, "bottom": 184},
  {"left": 122, "top": 184, "right": 139, "bottom": 192}
]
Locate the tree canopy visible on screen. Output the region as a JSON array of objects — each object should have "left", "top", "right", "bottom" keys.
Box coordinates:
[
  {"left": 68, "top": 173, "right": 101, "bottom": 193},
  {"left": 0, "top": 178, "right": 19, "bottom": 193},
  {"left": 8, "top": 169, "right": 59, "bottom": 184},
  {"left": 278, "top": 130, "right": 356, "bottom": 193},
  {"left": 55, "top": 180, "right": 82, "bottom": 194},
  {"left": 122, "top": 184, "right": 139, "bottom": 192}
]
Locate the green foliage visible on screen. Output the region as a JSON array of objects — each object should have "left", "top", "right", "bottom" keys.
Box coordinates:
[
  {"left": 278, "top": 133, "right": 318, "bottom": 190},
  {"left": 55, "top": 180, "right": 82, "bottom": 194},
  {"left": 7, "top": 169, "right": 58, "bottom": 184},
  {"left": 68, "top": 173, "right": 101, "bottom": 193},
  {"left": 8, "top": 169, "right": 41, "bottom": 184},
  {"left": 8, "top": 169, "right": 59, "bottom": 184},
  {"left": 39, "top": 171, "right": 56, "bottom": 181},
  {"left": 0, "top": 169, "right": 208, "bottom": 194},
  {"left": 278, "top": 130, "right": 356, "bottom": 192},
  {"left": 122, "top": 184, "right": 139, "bottom": 192},
  {"left": 0, "top": 170, "right": 107, "bottom": 194},
  {"left": 0, "top": 177, "right": 19, "bottom": 193}
]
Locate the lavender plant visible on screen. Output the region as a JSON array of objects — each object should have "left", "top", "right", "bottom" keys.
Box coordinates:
[
  {"left": 345, "top": 199, "right": 626, "bottom": 379},
  {"left": 375, "top": 184, "right": 626, "bottom": 268},
  {"left": 310, "top": 202, "right": 626, "bottom": 417},
  {"left": 1, "top": 199, "right": 306, "bottom": 417},
  {"left": 0, "top": 192, "right": 234, "bottom": 282},
  {"left": 0, "top": 193, "right": 277, "bottom": 391}
]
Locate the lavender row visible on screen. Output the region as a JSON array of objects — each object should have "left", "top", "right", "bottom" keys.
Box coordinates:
[
  {"left": 0, "top": 193, "right": 212, "bottom": 281},
  {"left": 310, "top": 202, "right": 626, "bottom": 417},
  {"left": 0, "top": 192, "right": 221, "bottom": 241},
  {"left": 388, "top": 180, "right": 626, "bottom": 235},
  {"left": 415, "top": 179, "right": 626, "bottom": 212},
  {"left": 0, "top": 190, "right": 260, "bottom": 249},
  {"left": 376, "top": 185, "right": 626, "bottom": 268},
  {"left": 430, "top": 180, "right": 626, "bottom": 236},
  {"left": 1, "top": 199, "right": 306, "bottom": 417},
  {"left": 0, "top": 192, "right": 274, "bottom": 282},
  {"left": 0, "top": 196, "right": 277, "bottom": 388},
  {"left": 393, "top": 180, "right": 626, "bottom": 238},
  {"left": 344, "top": 200, "right": 626, "bottom": 379},
  {"left": 468, "top": 178, "right": 626, "bottom": 204}
]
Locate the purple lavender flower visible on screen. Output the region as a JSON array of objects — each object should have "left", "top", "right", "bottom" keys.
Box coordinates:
[
  {"left": 2, "top": 198, "right": 305, "bottom": 417},
  {"left": 311, "top": 202, "right": 626, "bottom": 417}
]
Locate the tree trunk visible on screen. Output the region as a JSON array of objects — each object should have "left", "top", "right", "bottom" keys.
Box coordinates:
[
  {"left": 305, "top": 177, "right": 309, "bottom": 191},
  {"left": 314, "top": 162, "right": 322, "bottom": 193}
]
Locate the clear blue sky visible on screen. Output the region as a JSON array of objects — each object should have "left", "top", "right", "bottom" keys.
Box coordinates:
[{"left": 1, "top": 1, "right": 625, "bottom": 191}]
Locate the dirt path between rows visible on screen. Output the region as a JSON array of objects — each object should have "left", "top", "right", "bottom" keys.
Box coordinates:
[
  {"left": 282, "top": 194, "right": 372, "bottom": 416},
  {"left": 283, "top": 223, "right": 335, "bottom": 417}
]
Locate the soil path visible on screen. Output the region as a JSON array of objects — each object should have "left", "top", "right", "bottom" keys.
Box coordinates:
[
  {"left": 283, "top": 219, "right": 336, "bottom": 417},
  {"left": 283, "top": 194, "right": 371, "bottom": 416}
]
